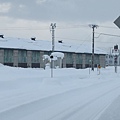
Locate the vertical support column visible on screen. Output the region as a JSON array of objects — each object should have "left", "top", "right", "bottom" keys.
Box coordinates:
[
  {"left": 63, "top": 53, "right": 66, "bottom": 68},
  {"left": 82, "top": 54, "right": 86, "bottom": 69},
  {"left": 99, "top": 55, "right": 105, "bottom": 68},
  {"left": 57, "top": 57, "right": 63, "bottom": 68},
  {"left": 59, "top": 58, "right": 62, "bottom": 68},
  {"left": 57, "top": 57, "right": 60, "bottom": 68},
  {"left": 27, "top": 51, "right": 32, "bottom": 67},
  {"left": 13, "top": 50, "right": 18, "bottom": 67},
  {"left": 73, "top": 53, "right": 76, "bottom": 68},
  {"left": 40, "top": 51, "right": 44, "bottom": 68},
  {"left": 0, "top": 49, "right": 4, "bottom": 64}
]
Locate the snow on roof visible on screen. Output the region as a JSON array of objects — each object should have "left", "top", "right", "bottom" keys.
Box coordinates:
[{"left": 0, "top": 37, "right": 106, "bottom": 54}]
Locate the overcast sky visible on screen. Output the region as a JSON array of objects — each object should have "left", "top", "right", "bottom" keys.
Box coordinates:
[{"left": 0, "top": 0, "right": 120, "bottom": 50}]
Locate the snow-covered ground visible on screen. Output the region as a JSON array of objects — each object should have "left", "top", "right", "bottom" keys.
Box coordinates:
[{"left": 0, "top": 64, "right": 120, "bottom": 120}]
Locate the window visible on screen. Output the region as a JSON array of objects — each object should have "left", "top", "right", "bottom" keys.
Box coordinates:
[
  {"left": 32, "top": 51, "right": 40, "bottom": 63},
  {"left": 94, "top": 55, "right": 100, "bottom": 64},
  {"left": 66, "top": 53, "right": 73, "bottom": 64},
  {"left": 18, "top": 50, "right": 27, "bottom": 63},
  {"left": 85, "top": 54, "right": 91, "bottom": 64},
  {"left": 76, "top": 54, "right": 82, "bottom": 64},
  {"left": 4, "top": 49, "right": 13, "bottom": 63}
]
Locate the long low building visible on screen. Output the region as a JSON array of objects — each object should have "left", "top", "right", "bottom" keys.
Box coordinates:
[{"left": 0, "top": 36, "right": 106, "bottom": 69}]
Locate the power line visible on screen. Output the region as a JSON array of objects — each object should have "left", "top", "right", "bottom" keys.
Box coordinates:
[
  {"left": 56, "top": 37, "right": 120, "bottom": 43},
  {"left": 0, "top": 24, "right": 118, "bottom": 30},
  {"left": 56, "top": 33, "right": 91, "bottom": 43},
  {"left": 95, "top": 32, "right": 120, "bottom": 38},
  {"left": 56, "top": 25, "right": 88, "bottom": 29},
  {"left": 99, "top": 25, "right": 118, "bottom": 29},
  {"left": 0, "top": 28, "right": 49, "bottom": 30},
  {"left": 95, "top": 41, "right": 120, "bottom": 43},
  {"left": 0, "top": 24, "right": 88, "bottom": 30}
]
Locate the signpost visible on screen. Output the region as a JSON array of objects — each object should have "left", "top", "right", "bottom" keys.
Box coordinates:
[
  {"left": 112, "top": 45, "right": 119, "bottom": 73},
  {"left": 114, "top": 17, "right": 120, "bottom": 73},
  {"left": 98, "top": 64, "right": 101, "bottom": 75},
  {"left": 114, "top": 55, "right": 118, "bottom": 73}
]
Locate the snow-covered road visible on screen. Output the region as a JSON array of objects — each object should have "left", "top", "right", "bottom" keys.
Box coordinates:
[{"left": 0, "top": 65, "right": 120, "bottom": 120}]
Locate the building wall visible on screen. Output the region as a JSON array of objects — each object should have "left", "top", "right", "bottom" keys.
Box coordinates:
[
  {"left": 0, "top": 48, "right": 106, "bottom": 69},
  {"left": 0, "top": 49, "right": 4, "bottom": 64},
  {"left": 99, "top": 55, "right": 105, "bottom": 68}
]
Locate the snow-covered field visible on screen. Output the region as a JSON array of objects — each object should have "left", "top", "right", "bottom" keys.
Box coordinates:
[{"left": 0, "top": 64, "right": 120, "bottom": 120}]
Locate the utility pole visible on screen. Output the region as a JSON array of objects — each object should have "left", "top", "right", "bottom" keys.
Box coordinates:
[
  {"left": 50, "top": 23, "right": 56, "bottom": 52},
  {"left": 89, "top": 24, "right": 98, "bottom": 71}
]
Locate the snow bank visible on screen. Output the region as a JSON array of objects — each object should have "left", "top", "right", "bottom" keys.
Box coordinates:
[{"left": 0, "top": 66, "right": 120, "bottom": 120}]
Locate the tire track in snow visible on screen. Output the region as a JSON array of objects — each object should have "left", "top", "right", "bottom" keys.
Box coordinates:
[
  {"left": 0, "top": 80, "right": 120, "bottom": 120},
  {"left": 0, "top": 78, "right": 110, "bottom": 112},
  {"left": 48, "top": 85, "right": 120, "bottom": 120}
]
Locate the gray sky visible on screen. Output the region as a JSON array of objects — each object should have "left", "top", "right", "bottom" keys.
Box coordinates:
[{"left": 0, "top": 0, "right": 120, "bottom": 50}]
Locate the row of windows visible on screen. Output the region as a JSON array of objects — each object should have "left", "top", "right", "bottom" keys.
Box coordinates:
[
  {"left": 4, "top": 50, "right": 41, "bottom": 63},
  {"left": 65, "top": 54, "right": 99, "bottom": 64},
  {"left": 3, "top": 49, "right": 100, "bottom": 64}
]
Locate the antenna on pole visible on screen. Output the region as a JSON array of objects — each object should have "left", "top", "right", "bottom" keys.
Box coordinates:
[
  {"left": 89, "top": 24, "right": 98, "bottom": 71},
  {"left": 50, "top": 23, "right": 56, "bottom": 52}
]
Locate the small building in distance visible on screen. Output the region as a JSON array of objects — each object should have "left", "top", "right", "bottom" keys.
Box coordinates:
[{"left": 0, "top": 36, "right": 106, "bottom": 69}]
